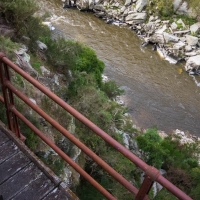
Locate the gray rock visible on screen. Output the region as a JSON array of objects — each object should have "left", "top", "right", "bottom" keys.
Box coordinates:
[
  {"left": 185, "top": 45, "right": 192, "bottom": 52},
  {"left": 149, "top": 33, "right": 165, "bottom": 44},
  {"left": 93, "top": 4, "right": 105, "bottom": 11},
  {"left": 185, "top": 51, "right": 197, "bottom": 56},
  {"left": 171, "top": 22, "right": 178, "bottom": 30},
  {"left": 177, "top": 18, "right": 186, "bottom": 29},
  {"left": 149, "top": 16, "right": 155, "bottom": 22},
  {"left": 190, "top": 22, "right": 200, "bottom": 34},
  {"left": 163, "top": 32, "right": 179, "bottom": 43},
  {"left": 125, "top": 12, "right": 147, "bottom": 22},
  {"left": 185, "top": 55, "right": 200, "bottom": 71},
  {"left": 135, "top": 0, "right": 147, "bottom": 12},
  {"left": 120, "top": 6, "right": 126, "bottom": 13},
  {"left": 186, "top": 35, "right": 199, "bottom": 46},
  {"left": 124, "top": 0, "right": 131, "bottom": 6},
  {"left": 36, "top": 41, "right": 47, "bottom": 51},
  {"left": 173, "top": 41, "right": 185, "bottom": 49}
]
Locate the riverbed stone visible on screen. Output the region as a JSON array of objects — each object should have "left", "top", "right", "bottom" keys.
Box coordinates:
[
  {"left": 173, "top": 41, "right": 185, "bottom": 49},
  {"left": 185, "top": 55, "right": 200, "bottom": 72},
  {"left": 124, "top": 0, "right": 131, "bottom": 6},
  {"left": 163, "top": 32, "right": 179, "bottom": 43},
  {"left": 190, "top": 22, "right": 200, "bottom": 34},
  {"left": 135, "top": 0, "right": 147, "bottom": 12},
  {"left": 171, "top": 22, "right": 178, "bottom": 30},
  {"left": 186, "top": 35, "right": 199, "bottom": 46},
  {"left": 185, "top": 45, "right": 192, "bottom": 52},
  {"left": 125, "top": 12, "right": 147, "bottom": 22},
  {"left": 149, "top": 33, "right": 165, "bottom": 44}
]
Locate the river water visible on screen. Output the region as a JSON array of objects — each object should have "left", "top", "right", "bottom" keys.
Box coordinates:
[{"left": 38, "top": 0, "right": 200, "bottom": 136}]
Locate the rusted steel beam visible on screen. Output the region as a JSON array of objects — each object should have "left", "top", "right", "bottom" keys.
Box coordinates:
[
  {"left": 10, "top": 106, "right": 116, "bottom": 200},
  {"left": 5, "top": 80, "right": 139, "bottom": 196}
]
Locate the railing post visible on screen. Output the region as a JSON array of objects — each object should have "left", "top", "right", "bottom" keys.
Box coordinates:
[
  {"left": 0, "top": 52, "right": 25, "bottom": 141},
  {"left": 135, "top": 166, "right": 160, "bottom": 200}
]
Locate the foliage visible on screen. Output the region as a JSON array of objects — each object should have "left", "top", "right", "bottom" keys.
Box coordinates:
[
  {"left": 147, "top": 0, "right": 174, "bottom": 18},
  {"left": 0, "top": 0, "right": 50, "bottom": 50},
  {"left": 41, "top": 37, "right": 104, "bottom": 86},
  {"left": 101, "top": 80, "right": 124, "bottom": 99},
  {"left": 136, "top": 129, "right": 200, "bottom": 199},
  {"left": 0, "top": 36, "right": 20, "bottom": 60},
  {"left": 38, "top": 151, "right": 65, "bottom": 176}
]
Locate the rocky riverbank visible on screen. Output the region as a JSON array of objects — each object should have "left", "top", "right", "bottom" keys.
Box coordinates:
[{"left": 63, "top": 0, "right": 200, "bottom": 75}]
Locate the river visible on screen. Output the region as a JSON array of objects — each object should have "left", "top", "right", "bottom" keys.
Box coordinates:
[{"left": 38, "top": 0, "right": 200, "bottom": 136}]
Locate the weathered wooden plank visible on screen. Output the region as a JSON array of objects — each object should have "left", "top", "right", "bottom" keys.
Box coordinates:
[
  {"left": 0, "top": 140, "right": 19, "bottom": 164},
  {"left": 12, "top": 173, "right": 55, "bottom": 200},
  {"left": 42, "top": 188, "right": 70, "bottom": 200},
  {"left": 0, "top": 151, "right": 30, "bottom": 184},
  {"left": 0, "top": 163, "right": 42, "bottom": 199},
  {"left": 0, "top": 130, "right": 10, "bottom": 146}
]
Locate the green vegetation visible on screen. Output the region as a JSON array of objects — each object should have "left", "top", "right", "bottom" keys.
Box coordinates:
[
  {"left": 136, "top": 128, "right": 200, "bottom": 199},
  {"left": 1, "top": 0, "right": 200, "bottom": 199},
  {"left": 0, "top": 36, "right": 20, "bottom": 60}
]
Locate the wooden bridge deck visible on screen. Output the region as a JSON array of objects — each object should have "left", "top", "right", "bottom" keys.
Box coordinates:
[{"left": 0, "top": 123, "right": 79, "bottom": 200}]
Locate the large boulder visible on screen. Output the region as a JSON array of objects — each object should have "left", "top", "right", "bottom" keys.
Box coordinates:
[{"left": 185, "top": 55, "right": 200, "bottom": 72}]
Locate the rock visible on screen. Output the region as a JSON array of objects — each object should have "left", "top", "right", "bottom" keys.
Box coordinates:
[
  {"left": 186, "top": 35, "right": 198, "bottom": 46},
  {"left": 149, "top": 33, "right": 165, "bottom": 44},
  {"left": 173, "top": 41, "right": 185, "bottom": 49},
  {"left": 93, "top": 4, "right": 105, "bottom": 11},
  {"left": 185, "top": 55, "right": 200, "bottom": 72},
  {"left": 125, "top": 12, "right": 147, "bottom": 22},
  {"left": 135, "top": 0, "right": 147, "bottom": 12},
  {"left": 148, "top": 16, "right": 155, "bottom": 22},
  {"left": 171, "top": 22, "right": 178, "bottom": 30},
  {"left": 0, "top": 25, "right": 15, "bottom": 37},
  {"left": 190, "top": 22, "right": 200, "bottom": 34},
  {"left": 185, "top": 51, "right": 197, "bottom": 56},
  {"left": 163, "top": 32, "right": 179, "bottom": 43},
  {"left": 173, "top": 0, "right": 183, "bottom": 11},
  {"left": 155, "top": 24, "right": 167, "bottom": 34},
  {"left": 124, "top": 0, "right": 131, "bottom": 6},
  {"left": 185, "top": 45, "right": 192, "bottom": 52},
  {"left": 120, "top": 6, "right": 126, "bottom": 13},
  {"left": 177, "top": 18, "right": 186, "bottom": 29},
  {"left": 36, "top": 40, "right": 47, "bottom": 51},
  {"left": 40, "top": 66, "right": 51, "bottom": 76}
]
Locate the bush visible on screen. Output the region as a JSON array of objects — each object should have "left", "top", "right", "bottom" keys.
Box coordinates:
[
  {"left": 0, "top": 36, "right": 20, "bottom": 60},
  {"left": 147, "top": 0, "right": 174, "bottom": 18},
  {"left": 101, "top": 80, "right": 124, "bottom": 99}
]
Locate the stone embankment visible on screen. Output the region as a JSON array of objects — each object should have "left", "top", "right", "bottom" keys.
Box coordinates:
[{"left": 63, "top": 0, "right": 200, "bottom": 75}]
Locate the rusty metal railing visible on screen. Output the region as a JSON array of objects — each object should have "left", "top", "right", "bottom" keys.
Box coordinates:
[{"left": 0, "top": 52, "right": 192, "bottom": 200}]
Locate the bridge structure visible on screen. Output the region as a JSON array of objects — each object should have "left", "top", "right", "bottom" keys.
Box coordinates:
[{"left": 0, "top": 52, "right": 193, "bottom": 200}]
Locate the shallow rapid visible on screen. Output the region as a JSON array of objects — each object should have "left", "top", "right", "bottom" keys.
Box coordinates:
[{"left": 38, "top": 0, "right": 200, "bottom": 136}]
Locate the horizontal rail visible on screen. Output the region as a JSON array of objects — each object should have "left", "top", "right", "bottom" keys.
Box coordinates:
[
  {"left": 4, "top": 80, "right": 140, "bottom": 197},
  {"left": 9, "top": 105, "right": 116, "bottom": 200},
  {"left": 0, "top": 52, "right": 193, "bottom": 200}
]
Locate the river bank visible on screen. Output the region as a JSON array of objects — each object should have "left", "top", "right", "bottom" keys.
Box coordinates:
[
  {"left": 37, "top": 0, "right": 200, "bottom": 136},
  {"left": 63, "top": 0, "right": 200, "bottom": 74}
]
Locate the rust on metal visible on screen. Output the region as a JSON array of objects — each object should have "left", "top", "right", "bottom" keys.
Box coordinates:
[
  {"left": 5, "top": 80, "right": 139, "bottom": 196},
  {"left": 10, "top": 106, "right": 116, "bottom": 200},
  {"left": 0, "top": 52, "right": 193, "bottom": 200}
]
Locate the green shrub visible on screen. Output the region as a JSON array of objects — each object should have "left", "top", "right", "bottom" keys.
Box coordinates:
[
  {"left": 0, "top": 36, "right": 20, "bottom": 60},
  {"left": 101, "top": 80, "right": 124, "bottom": 99},
  {"left": 147, "top": 0, "right": 174, "bottom": 18}
]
